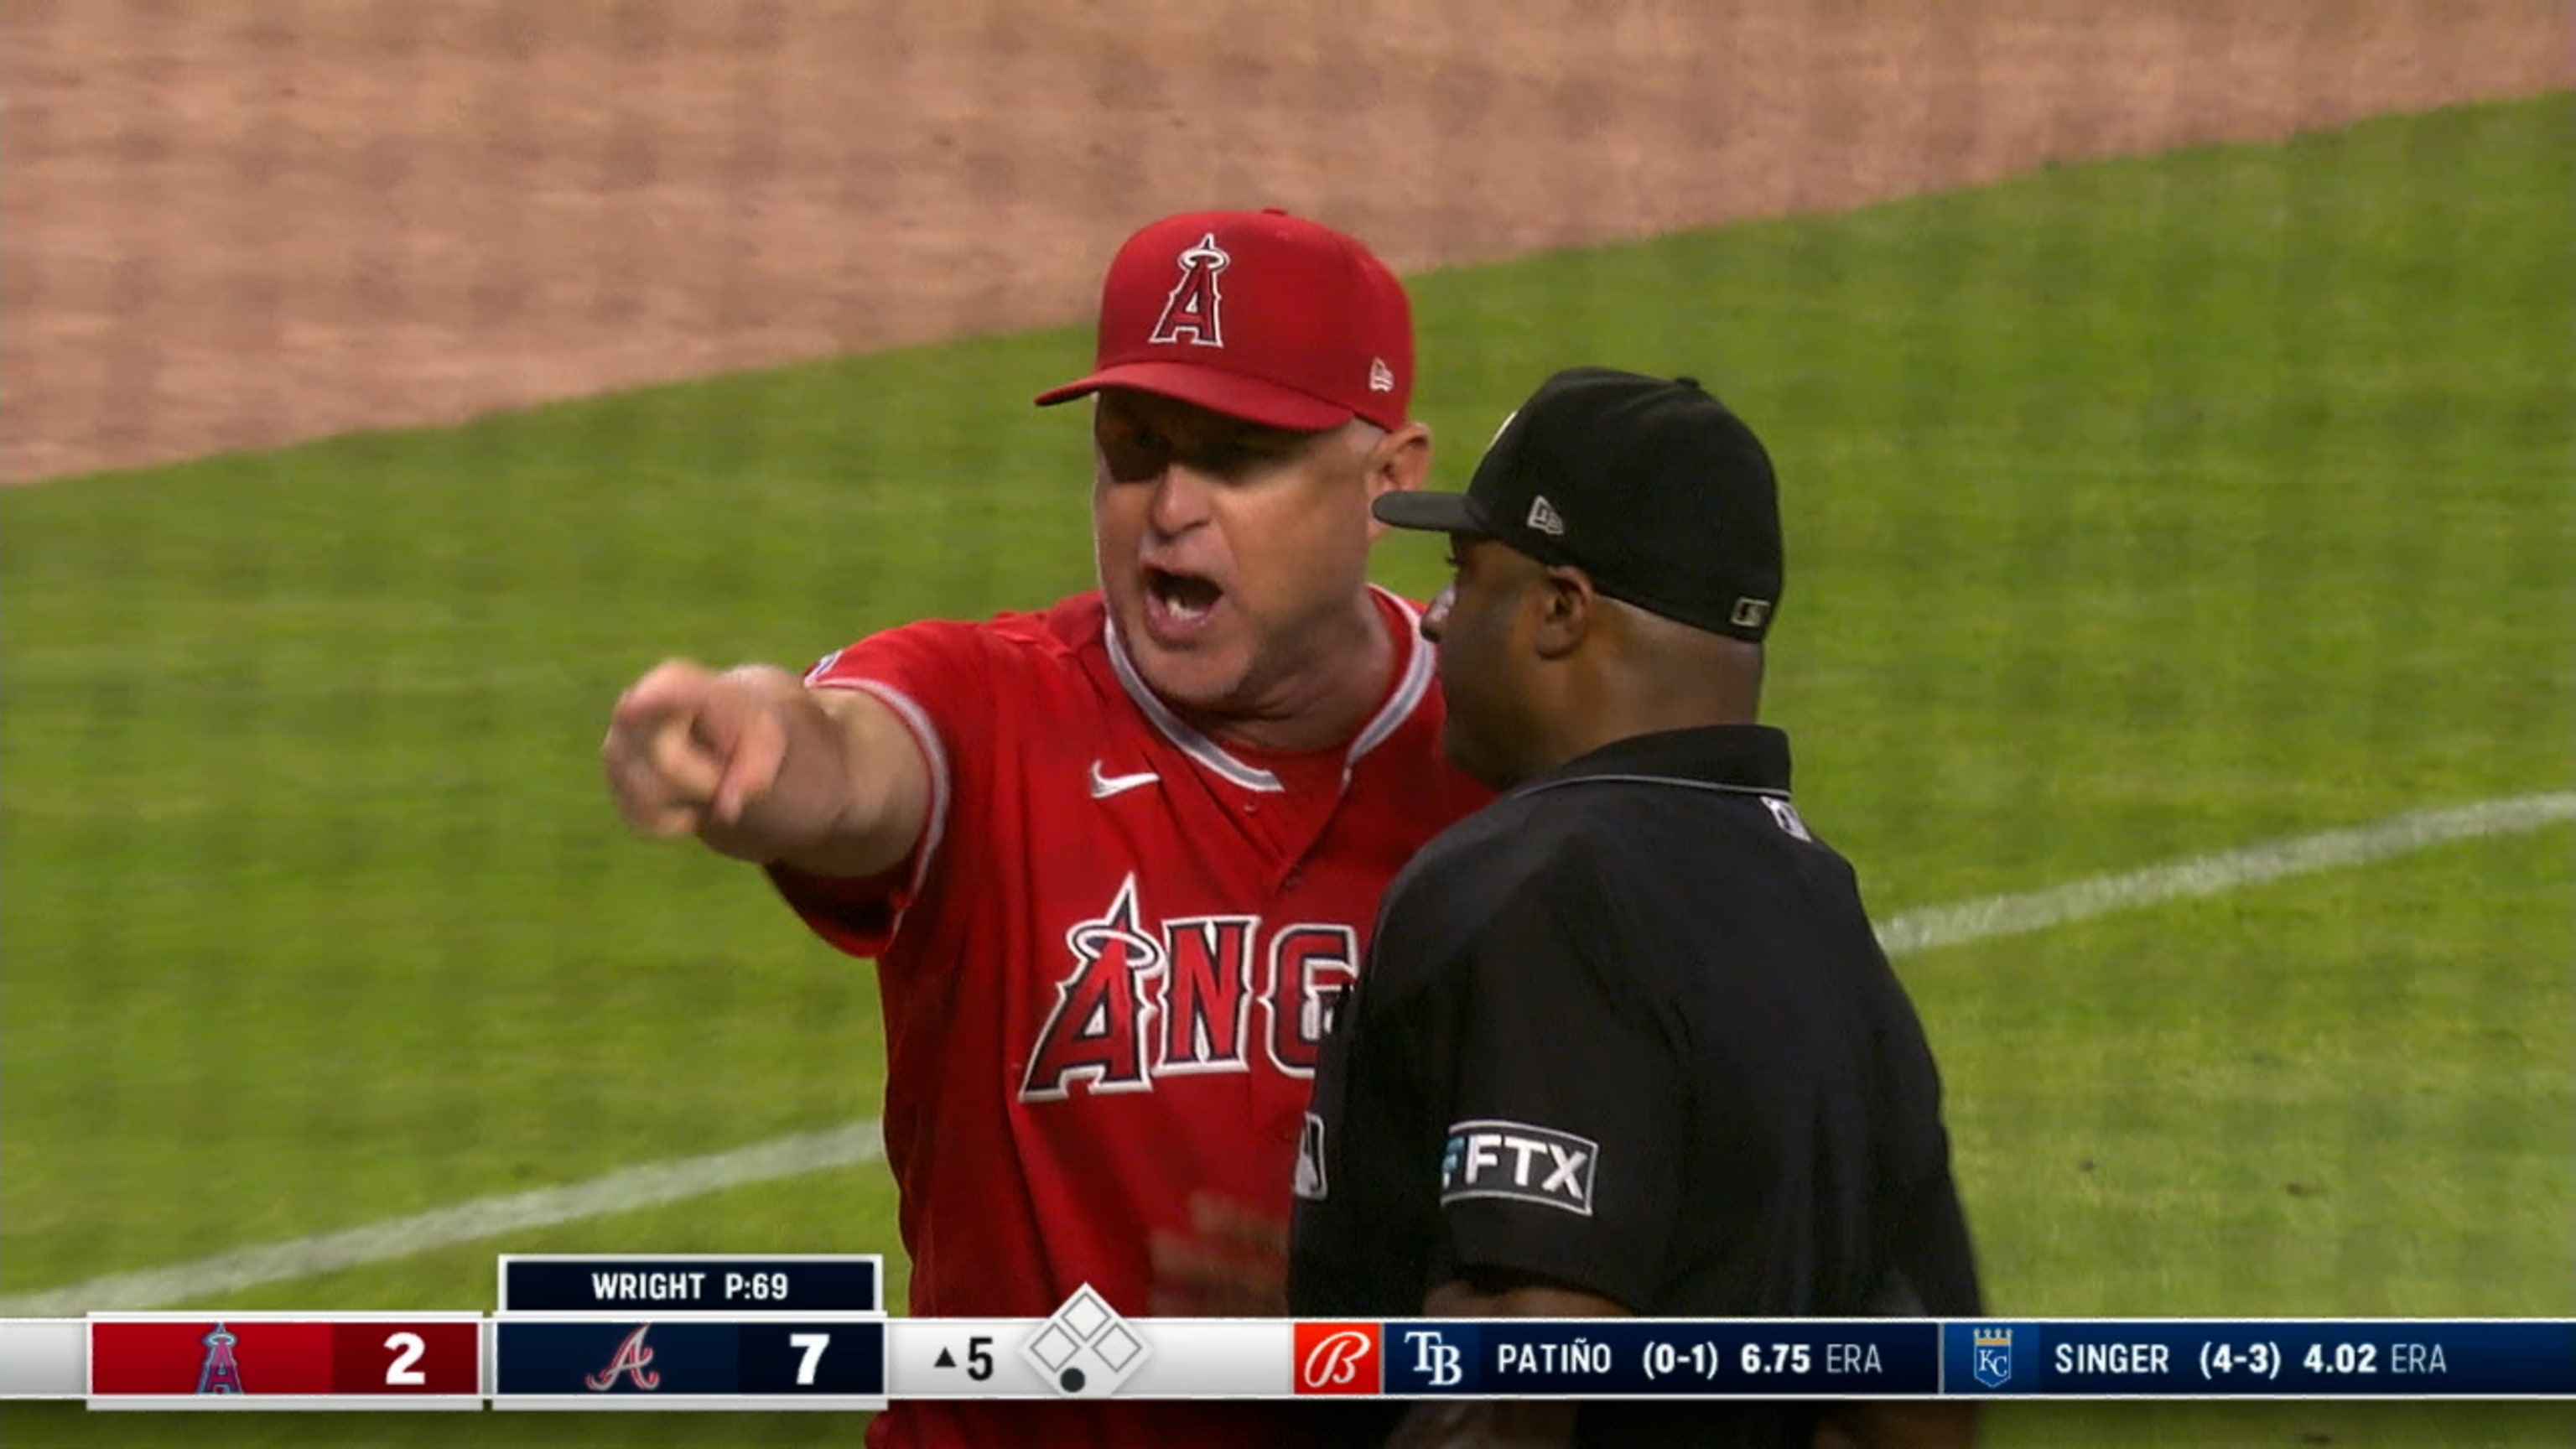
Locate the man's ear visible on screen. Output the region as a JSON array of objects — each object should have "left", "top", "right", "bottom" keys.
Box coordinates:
[
  {"left": 1530, "top": 565, "right": 1597, "bottom": 662},
  {"left": 1362, "top": 422, "right": 1434, "bottom": 543}
]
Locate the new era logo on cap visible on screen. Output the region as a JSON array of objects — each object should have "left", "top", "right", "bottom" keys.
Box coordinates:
[
  {"left": 1526, "top": 496, "right": 1565, "bottom": 537},
  {"left": 1034, "top": 210, "right": 1415, "bottom": 433}
]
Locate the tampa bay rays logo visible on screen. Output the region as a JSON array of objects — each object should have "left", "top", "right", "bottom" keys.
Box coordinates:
[
  {"left": 1148, "top": 232, "right": 1230, "bottom": 348},
  {"left": 585, "top": 1324, "right": 662, "bottom": 1392},
  {"left": 195, "top": 1322, "right": 245, "bottom": 1394}
]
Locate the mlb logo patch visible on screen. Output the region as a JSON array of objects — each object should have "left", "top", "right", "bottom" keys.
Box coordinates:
[
  {"left": 1294, "top": 1112, "right": 1328, "bottom": 1201},
  {"left": 1439, "top": 1119, "right": 1597, "bottom": 1217}
]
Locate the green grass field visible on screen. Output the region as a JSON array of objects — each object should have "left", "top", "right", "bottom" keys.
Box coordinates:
[{"left": 4, "top": 95, "right": 2570, "bottom": 1445}]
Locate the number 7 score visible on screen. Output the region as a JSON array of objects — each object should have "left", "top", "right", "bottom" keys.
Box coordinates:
[{"left": 492, "top": 1315, "right": 887, "bottom": 1409}]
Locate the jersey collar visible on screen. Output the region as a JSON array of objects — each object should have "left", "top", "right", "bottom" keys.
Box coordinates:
[
  {"left": 1518, "top": 724, "right": 1794, "bottom": 800},
  {"left": 1102, "top": 585, "right": 1436, "bottom": 794}
]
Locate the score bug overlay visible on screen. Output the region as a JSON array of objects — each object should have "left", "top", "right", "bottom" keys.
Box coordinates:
[
  {"left": 491, "top": 1256, "right": 888, "bottom": 1410},
  {"left": 86, "top": 1312, "right": 483, "bottom": 1410},
  {"left": 489, "top": 1313, "right": 888, "bottom": 1410},
  {"left": 1937, "top": 1320, "right": 2576, "bottom": 1398},
  {"left": 497, "top": 1253, "right": 883, "bottom": 1314},
  {"left": 18, "top": 1311, "right": 2574, "bottom": 1406}
]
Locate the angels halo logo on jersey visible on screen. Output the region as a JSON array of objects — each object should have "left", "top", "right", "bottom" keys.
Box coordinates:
[
  {"left": 1147, "top": 232, "right": 1230, "bottom": 347},
  {"left": 1016, "top": 875, "right": 1361, "bottom": 1101}
]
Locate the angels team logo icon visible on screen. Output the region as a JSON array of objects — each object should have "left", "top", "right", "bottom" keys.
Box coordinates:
[
  {"left": 1148, "top": 232, "right": 1230, "bottom": 347},
  {"left": 195, "top": 1322, "right": 245, "bottom": 1394},
  {"left": 585, "top": 1325, "right": 662, "bottom": 1391}
]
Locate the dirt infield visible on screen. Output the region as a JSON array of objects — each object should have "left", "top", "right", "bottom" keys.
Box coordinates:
[{"left": 2, "top": 0, "right": 2564, "bottom": 484}]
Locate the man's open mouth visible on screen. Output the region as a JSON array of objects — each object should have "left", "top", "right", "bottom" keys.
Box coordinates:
[{"left": 1146, "top": 566, "right": 1223, "bottom": 625}]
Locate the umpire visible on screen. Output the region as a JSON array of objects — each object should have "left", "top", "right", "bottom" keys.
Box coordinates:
[{"left": 1287, "top": 367, "right": 1981, "bottom": 1449}]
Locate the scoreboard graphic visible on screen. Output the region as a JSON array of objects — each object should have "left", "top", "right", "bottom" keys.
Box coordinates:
[
  {"left": 86, "top": 1312, "right": 484, "bottom": 1410},
  {"left": 488, "top": 1254, "right": 890, "bottom": 1410},
  {"left": 8, "top": 1259, "right": 2574, "bottom": 1410}
]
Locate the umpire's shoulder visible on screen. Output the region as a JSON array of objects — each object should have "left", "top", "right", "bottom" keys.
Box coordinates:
[{"left": 1384, "top": 787, "right": 1595, "bottom": 922}]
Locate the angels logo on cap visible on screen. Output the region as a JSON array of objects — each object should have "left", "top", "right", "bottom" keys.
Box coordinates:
[
  {"left": 1033, "top": 209, "right": 1416, "bottom": 433},
  {"left": 1147, "top": 233, "right": 1230, "bottom": 348}
]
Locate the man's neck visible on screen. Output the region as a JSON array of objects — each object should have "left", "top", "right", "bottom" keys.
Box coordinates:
[
  {"left": 1192, "top": 591, "right": 1400, "bottom": 755},
  {"left": 1540, "top": 695, "right": 1756, "bottom": 779}
]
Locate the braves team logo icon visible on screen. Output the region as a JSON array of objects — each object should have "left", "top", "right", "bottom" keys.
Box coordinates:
[
  {"left": 195, "top": 1322, "right": 245, "bottom": 1394},
  {"left": 1148, "top": 232, "right": 1230, "bottom": 347},
  {"left": 585, "top": 1325, "right": 662, "bottom": 1391},
  {"left": 1294, "top": 1322, "right": 1381, "bottom": 1394}
]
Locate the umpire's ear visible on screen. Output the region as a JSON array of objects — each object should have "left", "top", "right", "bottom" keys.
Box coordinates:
[
  {"left": 1530, "top": 564, "right": 1598, "bottom": 662},
  {"left": 1361, "top": 421, "right": 1433, "bottom": 543}
]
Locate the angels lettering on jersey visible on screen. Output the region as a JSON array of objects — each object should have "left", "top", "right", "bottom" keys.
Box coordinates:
[{"left": 1019, "top": 875, "right": 1357, "bottom": 1102}]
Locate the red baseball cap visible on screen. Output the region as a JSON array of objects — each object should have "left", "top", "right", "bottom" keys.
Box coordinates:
[{"left": 1034, "top": 209, "right": 1415, "bottom": 432}]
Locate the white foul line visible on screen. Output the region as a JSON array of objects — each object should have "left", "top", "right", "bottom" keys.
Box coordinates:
[
  {"left": 5, "top": 791, "right": 2568, "bottom": 1316},
  {"left": 1874, "top": 791, "right": 2576, "bottom": 957},
  {"left": 0, "top": 1124, "right": 886, "bottom": 1317}
]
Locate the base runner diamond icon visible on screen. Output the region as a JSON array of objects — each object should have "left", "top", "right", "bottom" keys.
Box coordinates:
[{"left": 1021, "top": 1284, "right": 1152, "bottom": 1396}]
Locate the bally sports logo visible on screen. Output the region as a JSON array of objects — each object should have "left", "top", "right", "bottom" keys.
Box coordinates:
[{"left": 1294, "top": 1322, "right": 1382, "bottom": 1394}]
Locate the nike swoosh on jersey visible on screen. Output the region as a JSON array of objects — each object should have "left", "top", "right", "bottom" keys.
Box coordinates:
[{"left": 1088, "top": 762, "right": 1162, "bottom": 799}]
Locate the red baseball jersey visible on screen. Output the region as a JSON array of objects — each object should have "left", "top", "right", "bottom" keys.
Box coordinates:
[{"left": 769, "top": 586, "right": 1490, "bottom": 1449}]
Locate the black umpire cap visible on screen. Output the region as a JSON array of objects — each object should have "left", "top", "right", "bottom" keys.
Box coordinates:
[{"left": 1374, "top": 366, "right": 1785, "bottom": 641}]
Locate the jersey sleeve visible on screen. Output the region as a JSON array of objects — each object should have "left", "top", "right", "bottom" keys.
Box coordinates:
[
  {"left": 763, "top": 621, "right": 989, "bottom": 960},
  {"left": 1425, "top": 866, "right": 1688, "bottom": 1311}
]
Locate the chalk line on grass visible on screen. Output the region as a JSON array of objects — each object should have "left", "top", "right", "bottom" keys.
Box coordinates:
[{"left": 6, "top": 791, "right": 2567, "bottom": 1315}]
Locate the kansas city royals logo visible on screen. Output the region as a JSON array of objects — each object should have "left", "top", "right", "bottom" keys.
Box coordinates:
[
  {"left": 585, "top": 1324, "right": 662, "bottom": 1391},
  {"left": 1148, "top": 232, "right": 1230, "bottom": 347},
  {"left": 195, "top": 1322, "right": 245, "bottom": 1394},
  {"left": 1972, "top": 1328, "right": 2014, "bottom": 1389}
]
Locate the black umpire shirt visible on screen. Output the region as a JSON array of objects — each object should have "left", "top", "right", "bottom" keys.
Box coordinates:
[{"left": 1287, "top": 724, "right": 1981, "bottom": 1449}]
